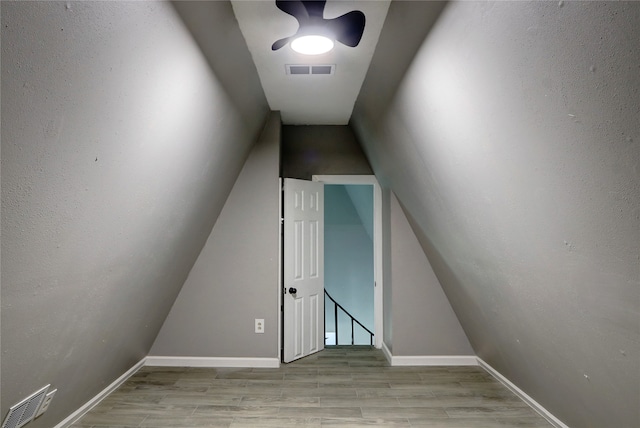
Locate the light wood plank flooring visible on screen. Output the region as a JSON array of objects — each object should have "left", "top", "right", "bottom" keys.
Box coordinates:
[{"left": 71, "top": 346, "right": 552, "bottom": 427}]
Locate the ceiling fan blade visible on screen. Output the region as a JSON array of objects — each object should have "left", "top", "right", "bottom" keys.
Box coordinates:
[
  {"left": 271, "top": 36, "right": 291, "bottom": 51},
  {"left": 275, "top": 0, "right": 309, "bottom": 22},
  {"left": 327, "top": 10, "right": 366, "bottom": 47},
  {"left": 301, "top": 0, "right": 326, "bottom": 19}
]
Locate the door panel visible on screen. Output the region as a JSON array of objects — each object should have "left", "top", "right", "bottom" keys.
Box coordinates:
[{"left": 283, "top": 178, "right": 324, "bottom": 363}]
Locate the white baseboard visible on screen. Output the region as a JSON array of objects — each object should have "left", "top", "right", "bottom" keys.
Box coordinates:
[
  {"left": 55, "top": 355, "right": 279, "bottom": 427},
  {"left": 477, "top": 357, "right": 569, "bottom": 428},
  {"left": 145, "top": 356, "right": 280, "bottom": 368},
  {"left": 392, "top": 355, "right": 478, "bottom": 366},
  {"left": 381, "top": 342, "right": 477, "bottom": 366},
  {"left": 381, "top": 341, "right": 393, "bottom": 365},
  {"left": 54, "top": 357, "right": 145, "bottom": 428}
]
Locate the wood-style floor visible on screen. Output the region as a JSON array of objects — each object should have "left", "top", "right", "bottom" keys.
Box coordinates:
[{"left": 71, "top": 346, "right": 552, "bottom": 427}]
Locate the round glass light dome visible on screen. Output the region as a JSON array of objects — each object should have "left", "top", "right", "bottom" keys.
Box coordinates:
[{"left": 291, "top": 35, "right": 334, "bottom": 55}]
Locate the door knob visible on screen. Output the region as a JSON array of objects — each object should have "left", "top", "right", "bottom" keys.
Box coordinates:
[{"left": 289, "top": 287, "right": 297, "bottom": 294}]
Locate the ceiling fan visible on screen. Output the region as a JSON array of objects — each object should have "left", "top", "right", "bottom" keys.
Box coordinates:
[{"left": 271, "top": 0, "right": 366, "bottom": 55}]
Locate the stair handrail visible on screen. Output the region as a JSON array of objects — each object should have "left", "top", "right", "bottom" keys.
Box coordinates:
[{"left": 324, "top": 289, "right": 374, "bottom": 346}]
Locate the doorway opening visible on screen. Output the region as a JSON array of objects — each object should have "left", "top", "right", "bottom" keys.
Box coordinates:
[
  {"left": 313, "top": 175, "right": 383, "bottom": 349},
  {"left": 324, "top": 184, "right": 374, "bottom": 345}
]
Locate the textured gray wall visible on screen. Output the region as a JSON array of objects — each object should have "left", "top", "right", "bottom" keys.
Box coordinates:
[
  {"left": 353, "top": 0, "right": 446, "bottom": 127},
  {"left": 171, "top": 1, "right": 267, "bottom": 121},
  {"left": 1, "top": 1, "right": 267, "bottom": 426},
  {"left": 389, "top": 193, "right": 473, "bottom": 357},
  {"left": 282, "top": 125, "right": 373, "bottom": 179},
  {"left": 353, "top": 1, "right": 640, "bottom": 426},
  {"left": 151, "top": 112, "right": 281, "bottom": 358}
]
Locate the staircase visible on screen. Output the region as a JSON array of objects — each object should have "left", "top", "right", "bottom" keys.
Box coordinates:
[{"left": 324, "top": 289, "right": 374, "bottom": 346}]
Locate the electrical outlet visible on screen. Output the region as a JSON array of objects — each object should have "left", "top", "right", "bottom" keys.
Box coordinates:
[
  {"left": 255, "top": 319, "right": 264, "bottom": 334},
  {"left": 34, "top": 389, "right": 56, "bottom": 419}
]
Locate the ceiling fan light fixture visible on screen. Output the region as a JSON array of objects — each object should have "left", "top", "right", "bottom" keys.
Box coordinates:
[{"left": 290, "top": 35, "right": 334, "bottom": 55}]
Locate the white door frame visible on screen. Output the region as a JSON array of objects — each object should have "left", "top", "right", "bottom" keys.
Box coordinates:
[
  {"left": 278, "top": 178, "right": 282, "bottom": 360},
  {"left": 312, "top": 175, "right": 383, "bottom": 349}
]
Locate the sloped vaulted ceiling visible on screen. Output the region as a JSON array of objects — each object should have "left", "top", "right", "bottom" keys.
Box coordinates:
[
  {"left": 352, "top": 1, "right": 640, "bottom": 427},
  {"left": 1, "top": 2, "right": 268, "bottom": 426}
]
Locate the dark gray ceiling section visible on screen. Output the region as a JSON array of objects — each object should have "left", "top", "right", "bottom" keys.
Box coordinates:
[{"left": 282, "top": 125, "right": 373, "bottom": 179}]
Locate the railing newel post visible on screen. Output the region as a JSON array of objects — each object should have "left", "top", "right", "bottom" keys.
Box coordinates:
[
  {"left": 334, "top": 302, "right": 338, "bottom": 345},
  {"left": 351, "top": 319, "right": 354, "bottom": 345}
]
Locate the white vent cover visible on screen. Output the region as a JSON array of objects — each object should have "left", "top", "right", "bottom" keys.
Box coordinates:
[
  {"left": 286, "top": 64, "right": 335, "bottom": 75},
  {"left": 2, "top": 385, "right": 50, "bottom": 428}
]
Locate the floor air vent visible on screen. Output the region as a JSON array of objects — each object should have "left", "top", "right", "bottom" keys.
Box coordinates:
[
  {"left": 286, "top": 64, "right": 335, "bottom": 75},
  {"left": 2, "top": 385, "right": 49, "bottom": 428}
]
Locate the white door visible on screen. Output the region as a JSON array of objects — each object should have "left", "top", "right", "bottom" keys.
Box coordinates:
[{"left": 283, "top": 178, "right": 324, "bottom": 363}]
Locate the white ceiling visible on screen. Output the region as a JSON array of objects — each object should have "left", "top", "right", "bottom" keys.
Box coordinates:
[{"left": 230, "top": 0, "right": 391, "bottom": 125}]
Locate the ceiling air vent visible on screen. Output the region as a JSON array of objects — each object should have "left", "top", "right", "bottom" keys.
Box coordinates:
[{"left": 286, "top": 64, "right": 335, "bottom": 75}]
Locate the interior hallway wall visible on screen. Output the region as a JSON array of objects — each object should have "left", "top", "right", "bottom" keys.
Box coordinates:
[
  {"left": 352, "top": 1, "right": 640, "bottom": 426},
  {"left": 151, "top": 112, "right": 281, "bottom": 359},
  {"left": 388, "top": 193, "right": 473, "bottom": 357},
  {"left": 1, "top": 2, "right": 267, "bottom": 426},
  {"left": 344, "top": 185, "right": 375, "bottom": 241}
]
